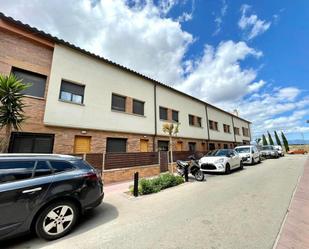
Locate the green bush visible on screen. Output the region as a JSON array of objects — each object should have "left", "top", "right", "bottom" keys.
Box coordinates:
[{"left": 130, "top": 173, "right": 184, "bottom": 195}]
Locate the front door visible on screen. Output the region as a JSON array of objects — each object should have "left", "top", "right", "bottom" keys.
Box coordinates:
[
  {"left": 140, "top": 139, "right": 148, "bottom": 152},
  {"left": 74, "top": 136, "right": 91, "bottom": 153}
]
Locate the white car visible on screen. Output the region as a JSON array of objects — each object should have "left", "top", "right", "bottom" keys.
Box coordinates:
[
  {"left": 274, "top": 145, "right": 284, "bottom": 156},
  {"left": 199, "top": 149, "right": 243, "bottom": 174},
  {"left": 235, "top": 145, "right": 261, "bottom": 165}
]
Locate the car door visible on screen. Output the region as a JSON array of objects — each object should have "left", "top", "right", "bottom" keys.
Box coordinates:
[
  {"left": 0, "top": 160, "right": 53, "bottom": 238},
  {"left": 231, "top": 151, "right": 240, "bottom": 168}
]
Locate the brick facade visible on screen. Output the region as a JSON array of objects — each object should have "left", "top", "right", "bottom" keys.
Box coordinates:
[
  {"left": 103, "top": 164, "right": 160, "bottom": 184},
  {"left": 0, "top": 18, "right": 249, "bottom": 157}
]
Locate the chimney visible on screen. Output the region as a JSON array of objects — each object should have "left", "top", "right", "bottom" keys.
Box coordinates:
[{"left": 232, "top": 109, "right": 239, "bottom": 116}]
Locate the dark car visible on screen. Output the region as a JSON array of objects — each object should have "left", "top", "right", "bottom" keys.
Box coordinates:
[{"left": 0, "top": 154, "right": 104, "bottom": 241}]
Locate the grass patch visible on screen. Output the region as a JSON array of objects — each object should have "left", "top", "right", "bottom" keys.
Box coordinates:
[{"left": 129, "top": 173, "right": 184, "bottom": 195}]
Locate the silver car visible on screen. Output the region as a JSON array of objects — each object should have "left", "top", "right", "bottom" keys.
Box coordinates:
[{"left": 260, "top": 145, "right": 279, "bottom": 159}]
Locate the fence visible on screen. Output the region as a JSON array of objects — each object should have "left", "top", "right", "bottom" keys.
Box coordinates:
[
  {"left": 71, "top": 151, "right": 207, "bottom": 172},
  {"left": 171, "top": 151, "right": 207, "bottom": 162}
]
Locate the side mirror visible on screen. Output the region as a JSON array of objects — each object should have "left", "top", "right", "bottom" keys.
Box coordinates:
[{"left": 251, "top": 151, "right": 254, "bottom": 154}]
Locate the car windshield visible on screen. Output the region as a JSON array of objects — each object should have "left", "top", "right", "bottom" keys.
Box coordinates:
[
  {"left": 262, "top": 146, "right": 273, "bottom": 150},
  {"left": 207, "top": 149, "right": 230, "bottom": 157},
  {"left": 235, "top": 147, "right": 250, "bottom": 153}
]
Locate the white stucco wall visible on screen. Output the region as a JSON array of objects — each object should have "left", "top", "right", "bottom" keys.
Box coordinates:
[
  {"left": 156, "top": 85, "right": 208, "bottom": 139},
  {"left": 207, "top": 106, "right": 235, "bottom": 142},
  {"left": 233, "top": 117, "right": 251, "bottom": 142},
  {"left": 44, "top": 45, "right": 155, "bottom": 134}
]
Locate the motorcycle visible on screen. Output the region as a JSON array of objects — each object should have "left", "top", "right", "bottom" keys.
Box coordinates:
[{"left": 176, "top": 155, "right": 205, "bottom": 181}]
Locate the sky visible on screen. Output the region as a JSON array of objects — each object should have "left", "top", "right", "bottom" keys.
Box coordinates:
[{"left": 1, "top": 0, "right": 308, "bottom": 142}]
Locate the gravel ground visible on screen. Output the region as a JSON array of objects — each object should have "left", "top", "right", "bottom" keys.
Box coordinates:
[{"left": 3, "top": 155, "right": 307, "bottom": 249}]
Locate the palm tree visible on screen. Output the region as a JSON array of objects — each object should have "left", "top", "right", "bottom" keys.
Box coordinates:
[
  {"left": 274, "top": 131, "right": 282, "bottom": 146},
  {"left": 262, "top": 134, "right": 268, "bottom": 145},
  {"left": 267, "top": 131, "right": 274, "bottom": 145},
  {"left": 255, "top": 138, "right": 261, "bottom": 145},
  {"left": 162, "top": 122, "right": 180, "bottom": 174},
  {"left": 0, "top": 74, "right": 30, "bottom": 152}
]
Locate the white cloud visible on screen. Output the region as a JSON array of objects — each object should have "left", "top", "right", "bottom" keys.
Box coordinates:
[
  {"left": 0, "top": 0, "right": 308, "bottom": 138},
  {"left": 238, "top": 4, "right": 271, "bottom": 40},
  {"left": 177, "top": 40, "right": 263, "bottom": 103},
  {"left": 0, "top": 0, "right": 194, "bottom": 84},
  {"left": 213, "top": 0, "right": 228, "bottom": 36}
]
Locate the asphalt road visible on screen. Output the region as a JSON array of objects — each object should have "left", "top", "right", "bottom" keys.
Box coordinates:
[{"left": 3, "top": 155, "right": 307, "bottom": 249}]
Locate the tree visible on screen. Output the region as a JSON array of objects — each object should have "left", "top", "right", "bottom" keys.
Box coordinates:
[
  {"left": 281, "top": 131, "right": 290, "bottom": 152},
  {"left": 162, "top": 122, "right": 180, "bottom": 174},
  {"left": 267, "top": 131, "right": 274, "bottom": 145},
  {"left": 274, "top": 131, "right": 282, "bottom": 146},
  {"left": 262, "top": 134, "right": 268, "bottom": 145},
  {"left": 255, "top": 138, "right": 261, "bottom": 145},
  {"left": 0, "top": 74, "right": 30, "bottom": 152}
]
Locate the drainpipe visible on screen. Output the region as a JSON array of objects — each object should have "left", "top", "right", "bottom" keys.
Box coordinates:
[
  {"left": 153, "top": 84, "right": 157, "bottom": 152},
  {"left": 204, "top": 104, "right": 210, "bottom": 150},
  {"left": 231, "top": 116, "right": 236, "bottom": 147}
]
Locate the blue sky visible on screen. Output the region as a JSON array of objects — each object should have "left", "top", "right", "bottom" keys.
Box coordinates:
[{"left": 1, "top": 0, "right": 308, "bottom": 142}]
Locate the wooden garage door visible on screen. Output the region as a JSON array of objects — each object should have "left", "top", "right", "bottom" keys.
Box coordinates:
[
  {"left": 74, "top": 136, "right": 91, "bottom": 153},
  {"left": 140, "top": 139, "right": 148, "bottom": 152},
  {"left": 176, "top": 141, "right": 183, "bottom": 151}
]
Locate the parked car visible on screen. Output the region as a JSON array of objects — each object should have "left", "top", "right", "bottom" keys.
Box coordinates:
[
  {"left": 199, "top": 149, "right": 243, "bottom": 174},
  {"left": 273, "top": 145, "right": 284, "bottom": 156},
  {"left": 0, "top": 154, "right": 104, "bottom": 241},
  {"left": 260, "top": 145, "right": 279, "bottom": 158},
  {"left": 288, "top": 149, "right": 308, "bottom": 155},
  {"left": 234, "top": 145, "right": 261, "bottom": 164}
]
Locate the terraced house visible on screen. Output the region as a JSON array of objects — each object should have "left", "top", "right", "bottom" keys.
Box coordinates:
[{"left": 0, "top": 13, "right": 251, "bottom": 156}]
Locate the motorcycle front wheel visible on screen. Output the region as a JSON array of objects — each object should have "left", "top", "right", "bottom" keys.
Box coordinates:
[{"left": 194, "top": 170, "right": 205, "bottom": 181}]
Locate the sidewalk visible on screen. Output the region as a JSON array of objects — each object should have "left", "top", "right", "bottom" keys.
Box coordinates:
[{"left": 276, "top": 156, "right": 309, "bottom": 249}]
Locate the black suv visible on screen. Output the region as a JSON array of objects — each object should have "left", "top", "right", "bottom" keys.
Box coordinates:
[{"left": 0, "top": 154, "right": 104, "bottom": 241}]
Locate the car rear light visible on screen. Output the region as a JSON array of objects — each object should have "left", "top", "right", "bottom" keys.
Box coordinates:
[{"left": 84, "top": 172, "right": 99, "bottom": 181}]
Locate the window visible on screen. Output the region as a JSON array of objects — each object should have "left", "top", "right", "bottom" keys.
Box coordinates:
[
  {"left": 34, "top": 161, "right": 52, "bottom": 177},
  {"left": 9, "top": 132, "right": 54, "bottom": 153},
  {"left": 12, "top": 67, "right": 47, "bottom": 98},
  {"left": 209, "top": 143, "right": 215, "bottom": 150},
  {"left": 242, "top": 127, "right": 249, "bottom": 137},
  {"left": 49, "top": 161, "right": 75, "bottom": 173},
  {"left": 224, "top": 144, "right": 228, "bottom": 149},
  {"left": 188, "top": 142, "right": 196, "bottom": 151},
  {"left": 197, "top": 117, "right": 202, "bottom": 127},
  {"left": 209, "top": 120, "right": 218, "bottom": 131},
  {"left": 172, "top": 110, "right": 179, "bottom": 122},
  {"left": 133, "top": 99, "right": 144, "bottom": 115},
  {"left": 189, "top": 115, "right": 194, "bottom": 125},
  {"left": 159, "top": 107, "right": 168, "bottom": 120},
  {"left": 223, "top": 124, "right": 230, "bottom": 133},
  {"left": 0, "top": 161, "right": 35, "bottom": 183},
  {"left": 60, "top": 80, "right": 85, "bottom": 104},
  {"left": 111, "top": 94, "right": 126, "bottom": 112},
  {"left": 106, "top": 138, "right": 127, "bottom": 152},
  {"left": 158, "top": 140, "right": 169, "bottom": 151},
  {"left": 234, "top": 127, "right": 240, "bottom": 135}
]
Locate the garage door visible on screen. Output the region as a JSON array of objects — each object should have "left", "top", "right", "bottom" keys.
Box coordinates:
[
  {"left": 74, "top": 136, "right": 91, "bottom": 153},
  {"left": 9, "top": 132, "right": 54, "bottom": 153}
]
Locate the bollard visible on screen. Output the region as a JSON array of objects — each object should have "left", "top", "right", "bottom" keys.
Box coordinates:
[
  {"left": 184, "top": 164, "right": 189, "bottom": 182},
  {"left": 133, "top": 172, "right": 139, "bottom": 197}
]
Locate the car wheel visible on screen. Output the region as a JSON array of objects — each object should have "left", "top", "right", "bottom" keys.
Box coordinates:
[
  {"left": 225, "top": 163, "right": 231, "bottom": 174},
  {"left": 239, "top": 161, "right": 244, "bottom": 170},
  {"left": 194, "top": 170, "right": 205, "bottom": 181},
  {"left": 35, "top": 201, "right": 78, "bottom": 240}
]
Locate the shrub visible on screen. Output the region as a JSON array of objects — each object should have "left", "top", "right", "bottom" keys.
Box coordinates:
[{"left": 129, "top": 173, "right": 184, "bottom": 195}]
